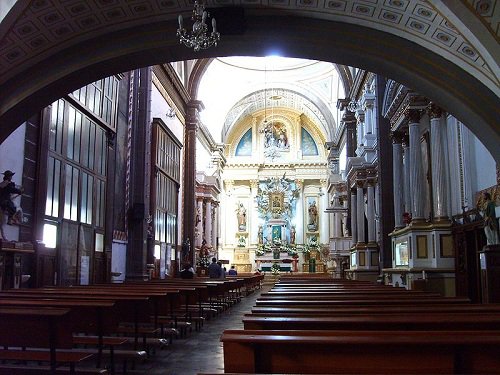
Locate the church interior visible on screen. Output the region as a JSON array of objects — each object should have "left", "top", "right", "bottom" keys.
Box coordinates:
[{"left": 0, "top": 0, "right": 499, "bottom": 373}]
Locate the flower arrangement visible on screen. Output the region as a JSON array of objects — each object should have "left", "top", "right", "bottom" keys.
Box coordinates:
[
  {"left": 263, "top": 243, "right": 273, "bottom": 252},
  {"left": 287, "top": 245, "right": 298, "bottom": 257},
  {"left": 271, "top": 263, "right": 281, "bottom": 275},
  {"left": 255, "top": 246, "right": 265, "bottom": 256},
  {"left": 196, "top": 255, "right": 211, "bottom": 268}
]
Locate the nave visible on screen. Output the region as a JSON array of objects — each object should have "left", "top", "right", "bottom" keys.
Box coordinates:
[{"left": 146, "top": 283, "right": 267, "bottom": 375}]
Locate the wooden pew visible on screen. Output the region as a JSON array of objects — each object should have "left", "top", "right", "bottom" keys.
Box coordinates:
[
  {"left": 254, "top": 297, "right": 471, "bottom": 306},
  {"left": 242, "top": 313, "right": 500, "bottom": 331},
  {"left": 250, "top": 304, "right": 500, "bottom": 315},
  {"left": 221, "top": 329, "right": 500, "bottom": 374},
  {"left": 0, "top": 307, "right": 95, "bottom": 374}
]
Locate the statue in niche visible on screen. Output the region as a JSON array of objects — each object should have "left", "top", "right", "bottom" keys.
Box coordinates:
[
  {"left": 481, "top": 192, "right": 499, "bottom": 245},
  {"left": 277, "top": 128, "right": 289, "bottom": 149},
  {"left": 290, "top": 225, "right": 296, "bottom": 245},
  {"left": 182, "top": 238, "right": 191, "bottom": 261},
  {"left": 258, "top": 226, "right": 264, "bottom": 245},
  {"left": 308, "top": 200, "right": 318, "bottom": 231},
  {"left": 236, "top": 202, "right": 247, "bottom": 232}
]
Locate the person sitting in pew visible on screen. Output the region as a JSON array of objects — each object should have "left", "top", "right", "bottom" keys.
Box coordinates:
[{"left": 180, "top": 264, "right": 194, "bottom": 279}]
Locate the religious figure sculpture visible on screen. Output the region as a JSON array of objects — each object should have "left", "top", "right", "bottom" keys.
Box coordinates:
[
  {"left": 307, "top": 200, "right": 318, "bottom": 231},
  {"left": 182, "top": 238, "right": 191, "bottom": 261},
  {"left": 258, "top": 225, "right": 263, "bottom": 245},
  {"left": 0, "top": 170, "right": 24, "bottom": 239},
  {"left": 290, "top": 225, "right": 296, "bottom": 244},
  {"left": 236, "top": 202, "right": 247, "bottom": 231},
  {"left": 482, "top": 192, "right": 499, "bottom": 245}
]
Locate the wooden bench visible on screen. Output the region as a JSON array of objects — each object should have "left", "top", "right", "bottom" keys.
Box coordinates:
[
  {"left": 250, "top": 303, "right": 500, "bottom": 315},
  {"left": 221, "top": 329, "right": 500, "bottom": 374},
  {"left": 254, "top": 296, "right": 471, "bottom": 306},
  {"left": 0, "top": 307, "right": 97, "bottom": 374},
  {"left": 242, "top": 313, "right": 500, "bottom": 331}
]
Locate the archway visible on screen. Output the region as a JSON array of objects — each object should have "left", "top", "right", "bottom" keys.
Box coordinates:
[{"left": 0, "top": 6, "right": 498, "bottom": 160}]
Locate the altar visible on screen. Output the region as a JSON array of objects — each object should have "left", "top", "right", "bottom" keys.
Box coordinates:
[{"left": 255, "top": 253, "right": 297, "bottom": 272}]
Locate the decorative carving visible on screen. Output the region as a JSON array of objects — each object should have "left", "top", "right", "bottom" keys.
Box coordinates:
[
  {"left": 428, "top": 102, "right": 443, "bottom": 119},
  {"left": 406, "top": 108, "right": 422, "bottom": 124},
  {"left": 255, "top": 175, "right": 299, "bottom": 221}
]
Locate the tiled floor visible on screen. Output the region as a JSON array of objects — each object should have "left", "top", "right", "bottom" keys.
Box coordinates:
[{"left": 130, "top": 286, "right": 267, "bottom": 375}]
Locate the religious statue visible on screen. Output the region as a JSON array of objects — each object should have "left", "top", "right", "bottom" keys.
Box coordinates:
[
  {"left": 258, "top": 225, "right": 263, "bottom": 245},
  {"left": 307, "top": 200, "right": 318, "bottom": 231},
  {"left": 482, "top": 192, "right": 499, "bottom": 246},
  {"left": 200, "top": 238, "right": 209, "bottom": 256},
  {"left": 277, "top": 128, "right": 289, "bottom": 149},
  {"left": 236, "top": 202, "right": 247, "bottom": 231},
  {"left": 182, "top": 238, "right": 191, "bottom": 261},
  {"left": 290, "top": 225, "right": 296, "bottom": 244},
  {"left": 0, "top": 170, "right": 24, "bottom": 228}
]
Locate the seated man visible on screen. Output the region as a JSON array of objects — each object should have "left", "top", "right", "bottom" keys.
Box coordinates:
[
  {"left": 180, "top": 264, "right": 194, "bottom": 279},
  {"left": 228, "top": 265, "right": 237, "bottom": 276}
]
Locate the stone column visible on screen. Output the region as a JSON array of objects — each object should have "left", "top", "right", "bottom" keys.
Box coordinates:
[
  {"left": 429, "top": 103, "right": 449, "bottom": 220},
  {"left": 204, "top": 199, "right": 212, "bottom": 246},
  {"left": 225, "top": 180, "right": 235, "bottom": 246},
  {"left": 295, "top": 179, "right": 304, "bottom": 244},
  {"left": 250, "top": 180, "right": 259, "bottom": 244},
  {"left": 350, "top": 189, "right": 357, "bottom": 244},
  {"left": 332, "top": 192, "right": 342, "bottom": 238},
  {"left": 182, "top": 100, "right": 203, "bottom": 265},
  {"left": 196, "top": 198, "right": 204, "bottom": 247},
  {"left": 356, "top": 110, "right": 365, "bottom": 150},
  {"left": 392, "top": 133, "right": 404, "bottom": 228},
  {"left": 320, "top": 180, "right": 329, "bottom": 244},
  {"left": 408, "top": 110, "right": 425, "bottom": 221},
  {"left": 366, "top": 179, "right": 376, "bottom": 243},
  {"left": 363, "top": 93, "right": 375, "bottom": 135},
  {"left": 356, "top": 182, "right": 365, "bottom": 244},
  {"left": 402, "top": 138, "right": 411, "bottom": 216},
  {"left": 211, "top": 203, "right": 218, "bottom": 250}
]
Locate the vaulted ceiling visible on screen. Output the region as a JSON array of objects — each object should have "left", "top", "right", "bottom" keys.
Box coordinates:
[{"left": 0, "top": 0, "right": 499, "bottom": 159}]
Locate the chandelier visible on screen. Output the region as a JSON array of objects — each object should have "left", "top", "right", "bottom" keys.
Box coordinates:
[{"left": 177, "top": 1, "right": 220, "bottom": 52}]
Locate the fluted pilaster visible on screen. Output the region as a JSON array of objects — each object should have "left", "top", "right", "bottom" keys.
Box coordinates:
[
  {"left": 403, "top": 140, "right": 411, "bottom": 215},
  {"left": 250, "top": 180, "right": 259, "bottom": 244},
  {"left": 350, "top": 191, "right": 357, "bottom": 244},
  {"left": 205, "top": 200, "right": 212, "bottom": 245},
  {"left": 196, "top": 199, "right": 204, "bottom": 247},
  {"left": 408, "top": 110, "right": 425, "bottom": 220},
  {"left": 429, "top": 103, "right": 449, "bottom": 220},
  {"left": 296, "top": 180, "right": 304, "bottom": 244},
  {"left": 356, "top": 183, "right": 365, "bottom": 244},
  {"left": 320, "top": 180, "right": 329, "bottom": 244},
  {"left": 392, "top": 133, "right": 404, "bottom": 228},
  {"left": 367, "top": 182, "right": 376, "bottom": 243}
]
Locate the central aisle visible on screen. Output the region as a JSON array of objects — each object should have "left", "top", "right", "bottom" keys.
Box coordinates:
[{"left": 145, "top": 284, "right": 268, "bottom": 375}]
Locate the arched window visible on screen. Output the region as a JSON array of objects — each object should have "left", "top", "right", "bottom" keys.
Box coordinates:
[
  {"left": 301, "top": 128, "right": 318, "bottom": 156},
  {"left": 235, "top": 128, "right": 252, "bottom": 156}
]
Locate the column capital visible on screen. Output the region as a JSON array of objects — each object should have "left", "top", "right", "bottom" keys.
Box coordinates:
[
  {"left": 320, "top": 179, "right": 328, "bottom": 188},
  {"left": 390, "top": 131, "right": 405, "bottom": 144},
  {"left": 296, "top": 179, "right": 304, "bottom": 190},
  {"left": 250, "top": 179, "right": 259, "bottom": 189},
  {"left": 405, "top": 108, "right": 423, "bottom": 124},
  {"left": 427, "top": 102, "right": 444, "bottom": 119}
]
